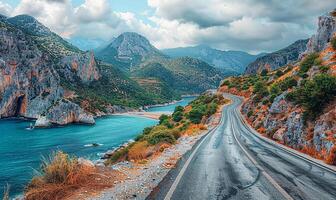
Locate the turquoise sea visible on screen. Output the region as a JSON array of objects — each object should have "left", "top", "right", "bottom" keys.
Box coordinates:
[{"left": 0, "top": 97, "right": 194, "bottom": 198}]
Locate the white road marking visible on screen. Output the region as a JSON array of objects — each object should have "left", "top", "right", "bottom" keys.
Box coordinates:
[{"left": 163, "top": 105, "right": 226, "bottom": 200}]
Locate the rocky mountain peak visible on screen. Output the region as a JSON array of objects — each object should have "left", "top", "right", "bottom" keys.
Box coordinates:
[
  {"left": 109, "top": 32, "right": 161, "bottom": 57},
  {"left": 7, "top": 14, "right": 52, "bottom": 36},
  {"left": 304, "top": 9, "right": 336, "bottom": 54}
]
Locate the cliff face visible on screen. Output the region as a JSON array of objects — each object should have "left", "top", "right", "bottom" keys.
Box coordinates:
[
  {"left": 221, "top": 10, "right": 336, "bottom": 165},
  {"left": 245, "top": 39, "right": 308, "bottom": 74},
  {"left": 0, "top": 16, "right": 95, "bottom": 125}
]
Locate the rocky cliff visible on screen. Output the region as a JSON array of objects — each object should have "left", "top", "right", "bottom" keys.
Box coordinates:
[
  {"left": 245, "top": 39, "right": 308, "bottom": 74},
  {"left": 0, "top": 17, "right": 95, "bottom": 126},
  {"left": 221, "top": 10, "right": 336, "bottom": 165}
]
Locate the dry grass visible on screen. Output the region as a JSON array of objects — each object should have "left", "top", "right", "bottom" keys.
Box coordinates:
[
  {"left": 24, "top": 151, "right": 117, "bottom": 200},
  {"left": 128, "top": 141, "right": 152, "bottom": 160}
]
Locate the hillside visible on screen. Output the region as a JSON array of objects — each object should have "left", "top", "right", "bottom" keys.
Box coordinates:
[
  {"left": 245, "top": 39, "right": 308, "bottom": 74},
  {"left": 96, "top": 32, "right": 225, "bottom": 98},
  {"left": 132, "top": 57, "right": 223, "bottom": 95},
  {"left": 95, "top": 32, "right": 165, "bottom": 70},
  {"left": 220, "top": 10, "right": 336, "bottom": 165},
  {"left": 163, "top": 45, "right": 264, "bottom": 74},
  {"left": 0, "top": 15, "right": 161, "bottom": 126}
]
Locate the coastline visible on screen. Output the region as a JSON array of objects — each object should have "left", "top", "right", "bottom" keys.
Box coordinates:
[{"left": 70, "top": 104, "right": 223, "bottom": 200}]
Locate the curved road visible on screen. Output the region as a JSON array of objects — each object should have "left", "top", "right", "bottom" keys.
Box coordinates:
[{"left": 148, "top": 94, "right": 336, "bottom": 200}]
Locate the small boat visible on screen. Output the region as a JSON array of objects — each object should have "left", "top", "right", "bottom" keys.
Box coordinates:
[{"left": 26, "top": 123, "right": 35, "bottom": 130}]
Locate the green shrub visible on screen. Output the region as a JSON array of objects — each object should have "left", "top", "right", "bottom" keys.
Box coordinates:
[
  {"left": 253, "top": 81, "right": 269, "bottom": 101},
  {"left": 221, "top": 80, "right": 230, "bottom": 86},
  {"left": 275, "top": 70, "right": 284, "bottom": 77},
  {"left": 288, "top": 74, "right": 336, "bottom": 119},
  {"left": 319, "top": 65, "right": 329, "bottom": 73},
  {"left": 270, "top": 94, "right": 277, "bottom": 103},
  {"left": 147, "top": 130, "right": 176, "bottom": 145},
  {"left": 270, "top": 84, "right": 280, "bottom": 95},
  {"left": 299, "top": 53, "right": 319, "bottom": 74},
  {"left": 172, "top": 111, "right": 183, "bottom": 122},
  {"left": 331, "top": 37, "right": 336, "bottom": 50},
  {"left": 187, "top": 107, "right": 205, "bottom": 124},
  {"left": 279, "top": 77, "right": 297, "bottom": 91},
  {"left": 247, "top": 110, "right": 253, "bottom": 117},
  {"left": 174, "top": 105, "right": 184, "bottom": 113},
  {"left": 262, "top": 99, "right": 269, "bottom": 105},
  {"left": 159, "top": 114, "right": 169, "bottom": 124},
  {"left": 260, "top": 69, "right": 268, "bottom": 76}
]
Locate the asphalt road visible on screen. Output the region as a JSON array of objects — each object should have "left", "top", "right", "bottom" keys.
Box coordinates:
[{"left": 147, "top": 94, "right": 336, "bottom": 200}]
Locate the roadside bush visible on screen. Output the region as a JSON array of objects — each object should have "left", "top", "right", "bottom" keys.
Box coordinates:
[
  {"left": 288, "top": 74, "right": 336, "bottom": 120},
  {"left": 187, "top": 107, "right": 205, "bottom": 124},
  {"left": 299, "top": 53, "right": 319, "bottom": 74},
  {"left": 247, "top": 110, "right": 253, "bottom": 117},
  {"left": 147, "top": 129, "right": 176, "bottom": 145},
  {"left": 331, "top": 37, "right": 336, "bottom": 50},
  {"left": 221, "top": 80, "right": 230, "bottom": 86},
  {"left": 25, "top": 151, "right": 95, "bottom": 200},
  {"left": 172, "top": 111, "right": 183, "bottom": 122},
  {"left": 262, "top": 99, "right": 269, "bottom": 105}
]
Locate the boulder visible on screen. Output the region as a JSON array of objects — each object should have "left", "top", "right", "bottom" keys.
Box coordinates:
[
  {"left": 35, "top": 116, "right": 51, "bottom": 127},
  {"left": 269, "top": 92, "right": 290, "bottom": 114}
]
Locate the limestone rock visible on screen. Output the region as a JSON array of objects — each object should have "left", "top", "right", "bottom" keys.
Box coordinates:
[
  {"left": 303, "top": 9, "right": 336, "bottom": 55},
  {"left": 269, "top": 92, "right": 290, "bottom": 114},
  {"left": 35, "top": 116, "right": 51, "bottom": 127}
]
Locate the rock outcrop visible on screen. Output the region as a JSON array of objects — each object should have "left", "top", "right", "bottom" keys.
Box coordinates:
[
  {"left": 304, "top": 9, "right": 336, "bottom": 54},
  {"left": 0, "top": 15, "right": 96, "bottom": 125},
  {"left": 245, "top": 39, "right": 308, "bottom": 74}
]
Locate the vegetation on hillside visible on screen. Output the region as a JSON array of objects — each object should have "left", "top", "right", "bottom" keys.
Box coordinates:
[
  {"left": 105, "top": 92, "right": 226, "bottom": 164},
  {"left": 25, "top": 151, "right": 117, "bottom": 200}
]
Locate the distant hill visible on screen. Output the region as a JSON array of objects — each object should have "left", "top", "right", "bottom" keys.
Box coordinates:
[
  {"left": 96, "top": 32, "right": 225, "bottom": 97},
  {"left": 245, "top": 39, "right": 308, "bottom": 74},
  {"left": 132, "top": 57, "right": 224, "bottom": 95},
  {"left": 162, "top": 45, "right": 265, "bottom": 75},
  {"left": 95, "top": 32, "right": 166, "bottom": 70}
]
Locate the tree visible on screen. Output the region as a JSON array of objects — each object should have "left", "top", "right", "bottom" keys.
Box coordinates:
[
  {"left": 172, "top": 111, "right": 183, "bottom": 122},
  {"left": 159, "top": 114, "right": 169, "bottom": 124},
  {"left": 188, "top": 108, "right": 204, "bottom": 124}
]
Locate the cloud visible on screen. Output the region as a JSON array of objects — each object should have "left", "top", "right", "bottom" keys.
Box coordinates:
[
  {"left": 8, "top": 0, "right": 336, "bottom": 53},
  {"left": 0, "top": 2, "right": 12, "bottom": 16}
]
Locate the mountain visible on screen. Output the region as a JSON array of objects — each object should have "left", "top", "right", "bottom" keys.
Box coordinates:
[
  {"left": 0, "top": 15, "right": 160, "bottom": 126},
  {"left": 132, "top": 57, "right": 223, "bottom": 95},
  {"left": 245, "top": 39, "right": 309, "bottom": 74},
  {"left": 220, "top": 9, "right": 336, "bottom": 165},
  {"left": 95, "top": 32, "right": 165, "bottom": 70},
  {"left": 96, "top": 32, "right": 225, "bottom": 97},
  {"left": 162, "top": 45, "right": 265, "bottom": 74}
]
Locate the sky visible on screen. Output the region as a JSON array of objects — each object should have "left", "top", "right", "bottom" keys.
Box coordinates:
[{"left": 0, "top": 0, "right": 335, "bottom": 53}]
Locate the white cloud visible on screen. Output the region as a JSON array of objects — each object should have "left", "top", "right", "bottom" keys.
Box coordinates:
[
  {"left": 7, "top": 0, "right": 336, "bottom": 52},
  {"left": 0, "top": 2, "right": 12, "bottom": 16}
]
